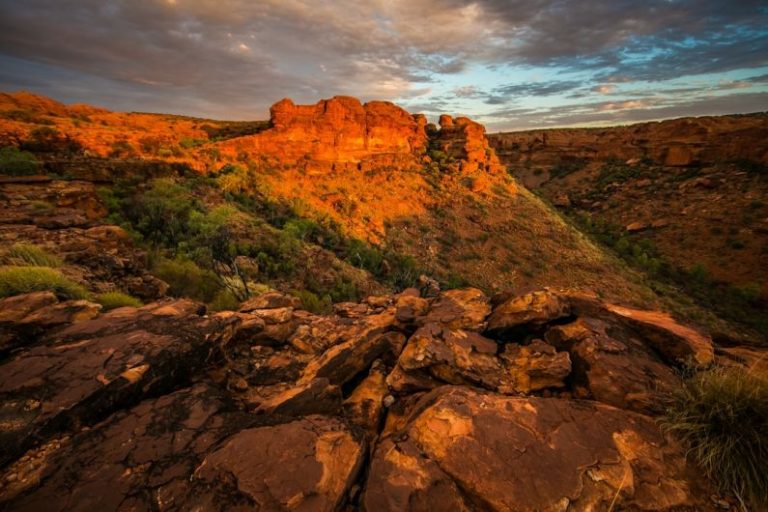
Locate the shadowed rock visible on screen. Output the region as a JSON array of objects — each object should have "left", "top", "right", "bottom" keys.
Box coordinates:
[{"left": 0, "top": 299, "right": 238, "bottom": 467}]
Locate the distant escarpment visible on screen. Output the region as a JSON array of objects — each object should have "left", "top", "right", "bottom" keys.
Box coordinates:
[{"left": 489, "top": 113, "right": 768, "bottom": 172}]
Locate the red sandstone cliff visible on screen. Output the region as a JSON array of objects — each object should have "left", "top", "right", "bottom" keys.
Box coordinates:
[{"left": 215, "top": 96, "right": 503, "bottom": 175}]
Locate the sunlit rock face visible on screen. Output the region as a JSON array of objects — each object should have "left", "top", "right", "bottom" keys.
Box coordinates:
[{"left": 218, "top": 96, "right": 503, "bottom": 176}]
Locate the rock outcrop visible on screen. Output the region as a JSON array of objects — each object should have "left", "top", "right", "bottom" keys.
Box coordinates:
[
  {"left": 0, "top": 177, "right": 168, "bottom": 300},
  {"left": 432, "top": 115, "right": 505, "bottom": 175},
  {"left": 0, "top": 285, "right": 743, "bottom": 511},
  {"left": 216, "top": 96, "right": 503, "bottom": 176},
  {"left": 489, "top": 113, "right": 768, "bottom": 169}
]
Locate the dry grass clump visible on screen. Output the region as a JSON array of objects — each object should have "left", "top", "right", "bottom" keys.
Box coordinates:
[
  {"left": 660, "top": 366, "right": 768, "bottom": 508},
  {"left": 0, "top": 266, "right": 88, "bottom": 300}
]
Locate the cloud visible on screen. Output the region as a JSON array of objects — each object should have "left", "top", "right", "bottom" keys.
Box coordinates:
[
  {"left": 484, "top": 92, "right": 768, "bottom": 131},
  {"left": 476, "top": 0, "right": 768, "bottom": 79},
  {"left": 0, "top": 0, "right": 765, "bottom": 125}
]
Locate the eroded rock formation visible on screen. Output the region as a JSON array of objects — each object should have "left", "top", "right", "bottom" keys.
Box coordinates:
[{"left": 216, "top": 96, "right": 503, "bottom": 176}]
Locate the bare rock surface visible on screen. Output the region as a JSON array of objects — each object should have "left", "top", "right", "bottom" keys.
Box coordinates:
[
  {"left": 0, "top": 299, "right": 237, "bottom": 467},
  {"left": 364, "top": 386, "right": 710, "bottom": 511},
  {"left": 0, "top": 288, "right": 732, "bottom": 511}
]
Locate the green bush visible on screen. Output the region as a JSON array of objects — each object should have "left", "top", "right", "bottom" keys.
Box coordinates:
[
  {"left": 95, "top": 291, "right": 143, "bottom": 310},
  {"left": 153, "top": 257, "right": 221, "bottom": 303},
  {"left": 0, "top": 266, "right": 88, "bottom": 299},
  {"left": 208, "top": 289, "right": 240, "bottom": 312},
  {"left": 660, "top": 367, "right": 768, "bottom": 508},
  {"left": 293, "top": 289, "right": 333, "bottom": 314},
  {"left": 0, "top": 146, "right": 40, "bottom": 175},
  {"left": 1, "top": 243, "right": 62, "bottom": 267}
]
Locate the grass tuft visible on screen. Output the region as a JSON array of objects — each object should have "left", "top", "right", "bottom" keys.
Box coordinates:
[
  {"left": 0, "top": 266, "right": 89, "bottom": 300},
  {"left": 95, "top": 291, "right": 143, "bottom": 310},
  {"left": 1, "top": 243, "right": 62, "bottom": 267},
  {"left": 660, "top": 366, "right": 768, "bottom": 507}
]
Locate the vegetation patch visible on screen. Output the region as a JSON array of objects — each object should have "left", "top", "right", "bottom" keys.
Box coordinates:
[
  {"left": 1, "top": 243, "right": 62, "bottom": 267},
  {"left": 95, "top": 291, "right": 143, "bottom": 310},
  {"left": 574, "top": 213, "right": 767, "bottom": 337},
  {"left": 0, "top": 146, "right": 41, "bottom": 176},
  {"left": 661, "top": 367, "right": 768, "bottom": 508},
  {"left": 0, "top": 266, "right": 88, "bottom": 300}
]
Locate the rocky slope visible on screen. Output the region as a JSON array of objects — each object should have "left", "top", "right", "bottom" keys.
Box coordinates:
[
  {"left": 489, "top": 114, "right": 768, "bottom": 340},
  {"left": 1, "top": 285, "right": 761, "bottom": 511}
]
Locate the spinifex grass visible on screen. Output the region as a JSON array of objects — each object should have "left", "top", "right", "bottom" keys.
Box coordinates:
[{"left": 660, "top": 366, "right": 768, "bottom": 508}]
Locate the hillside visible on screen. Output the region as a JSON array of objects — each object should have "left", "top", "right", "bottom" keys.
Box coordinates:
[
  {"left": 0, "top": 92, "right": 666, "bottom": 305},
  {"left": 490, "top": 114, "right": 768, "bottom": 340}
]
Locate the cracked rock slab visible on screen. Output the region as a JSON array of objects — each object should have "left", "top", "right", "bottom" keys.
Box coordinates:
[
  {"left": 194, "top": 415, "right": 364, "bottom": 512},
  {"left": 0, "top": 384, "right": 233, "bottom": 511},
  {"left": 366, "top": 386, "right": 711, "bottom": 512},
  {"left": 0, "top": 299, "right": 239, "bottom": 467}
]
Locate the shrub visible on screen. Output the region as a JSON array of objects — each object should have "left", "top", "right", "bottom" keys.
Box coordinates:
[
  {"left": 109, "top": 140, "right": 137, "bottom": 158},
  {"left": 153, "top": 257, "right": 221, "bottom": 303},
  {"left": 660, "top": 367, "right": 768, "bottom": 508},
  {"left": 208, "top": 289, "right": 240, "bottom": 312},
  {"left": 129, "top": 179, "right": 198, "bottom": 246},
  {"left": 2, "top": 243, "right": 62, "bottom": 267},
  {"left": 549, "top": 157, "right": 587, "bottom": 180},
  {"left": 293, "top": 289, "right": 333, "bottom": 314},
  {"left": 95, "top": 291, "right": 142, "bottom": 310},
  {"left": 0, "top": 146, "right": 40, "bottom": 176},
  {"left": 21, "top": 126, "right": 82, "bottom": 153},
  {"left": 0, "top": 266, "right": 88, "bottom": 299}
]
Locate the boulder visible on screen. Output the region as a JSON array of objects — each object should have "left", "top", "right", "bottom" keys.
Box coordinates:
[
  {"left": 423, "top": 288, "right": 491, "bottom": 331},
  {"left": 601, "top": 303, "right": 714, "bottom": 366},
  {"left": 396, "top": 324, "right": 502, "bottom": 390},
  {"left": 363, "top": 437, "right": 471, "bottom": 512},
  {"left": 546, "top": 318, "right": 678, "bottom": 412},
  {"left": 195, "top": 416, "right": 364, "bottom": 512},
  {"left": 253, "top": 378, "right": 342, "bottom": 416},
  {"left": 498, "top": 339, "right": 571, "bottom": 393},
  {"left": 298, "top": 311, "right": 398, "bottom": 386},
  {"left": 364, "top": 386, "right": 710, "bottom": 511},
  {"left": 486, "top": 290, "right": 571, "bottom": 334}
]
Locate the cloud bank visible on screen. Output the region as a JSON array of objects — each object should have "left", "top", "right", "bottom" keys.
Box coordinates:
[{"left": 0, "top": 0, "right": 766, "bottom": 129}]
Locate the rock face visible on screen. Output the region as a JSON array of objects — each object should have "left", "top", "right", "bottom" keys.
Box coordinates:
[
  {"left": 218, "top": 96, "right": 428, "bottom": 174},
  {"left": 0, "top": 288, "right": 732, "bottom": 511},
  {"left": 217, "top": 96, "right": 503, "bottom": 176},
  {"left": 489, "top": 113, "right": 768, "bottom": 170},
  {"left": 364, "top": 386, "right": 704, "bottom": 512}
]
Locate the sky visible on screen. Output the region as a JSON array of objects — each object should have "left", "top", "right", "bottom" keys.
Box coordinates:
[{"left": 1, "top": 0, "right": 767, "bottom": 131}]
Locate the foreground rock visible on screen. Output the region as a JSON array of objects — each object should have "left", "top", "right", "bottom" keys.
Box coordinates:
[
  {"left": 0, "top": 299, "right": 238, "bottom": 467},
  {"left": 196, "top": 416, "right": 364, "bottom": 511},
  {"left": 364, "top": 386, "right": 710, "bottom": 511},
  {"left": 0, "top": 287, "right": 731, "bottom": 511}
]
